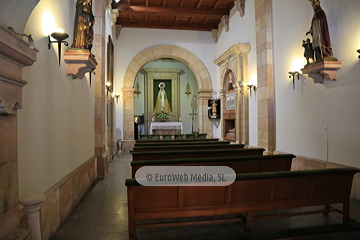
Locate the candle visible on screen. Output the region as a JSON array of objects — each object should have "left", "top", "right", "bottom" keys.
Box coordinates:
[{"left": 179, "top": 118, "right": 181, "bottom": 122}]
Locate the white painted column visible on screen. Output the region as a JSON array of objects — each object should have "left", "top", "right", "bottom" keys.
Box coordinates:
[{"left": 19, "top": 194, "right": 46, "bottom": 240}]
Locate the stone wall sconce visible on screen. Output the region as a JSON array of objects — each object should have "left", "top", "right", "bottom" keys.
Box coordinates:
[
  {"left": 106, "top": 82, "right": 112, "bottom": 96},
  {"left": 48, "top": 32, "right": 69, "bottom": 65},
  {"left": 357, "top": 49, "right": 360, "bottom": 59},
  {"left": 134, "top": 82, "right": 141, "bottom": 97},
  {"left": 247, "top": 84, "right": 257, "bottom": 97},
  {"left": 289, "top": 71, "right": 300, "bottom": 89},
  {"left": 114, "top": 93, "right": 120, "bottom": 103}
]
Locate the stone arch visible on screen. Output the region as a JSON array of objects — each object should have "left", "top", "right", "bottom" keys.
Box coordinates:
[{"left": 121, "top": 45, "right": 213, "bottom": 143}]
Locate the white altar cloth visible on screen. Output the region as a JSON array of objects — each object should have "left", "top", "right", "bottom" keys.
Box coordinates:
[{"left": 149, "top": 122, "right": 183, "bottom": 134}]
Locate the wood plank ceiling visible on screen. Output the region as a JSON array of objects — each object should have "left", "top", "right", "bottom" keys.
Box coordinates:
[{"left": 111, "top": 0, "right": 234, "bottom": 31}]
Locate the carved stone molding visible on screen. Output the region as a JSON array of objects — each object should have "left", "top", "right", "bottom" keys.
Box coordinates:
[
  {"left": 301, "top": 61, "right": 342, "bottom": 84},
  {"left": 64, "top": 49, "right": 98, "bottom": 79},
  {"left": 115, "top": 25, "right": 122, "bottom": 39},
  {"left": 111, "top": 9, "right": 119, "bottom": 26},
  {"left": 211, "top": 29, "right": 218, "bottom": 43},
  {"left": 0, "top": 26, "right": 37, "bottom": 115},
  {"left": 234, "top": 0, "right": 246, "bottom": 17},
  {"left": 221, "top": 15, "right": 229, "bottom": 32}
]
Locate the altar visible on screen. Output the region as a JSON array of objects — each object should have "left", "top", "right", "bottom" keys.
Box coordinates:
[{"left": 149, "top": 122, "right": 183, "bottom": 134}]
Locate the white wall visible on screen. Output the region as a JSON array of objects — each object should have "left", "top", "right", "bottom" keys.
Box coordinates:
[
  {"left": 18, "top": 0, "right": 95, "bottom": 196},
  {"left": 273, "top": 0, "right": 360, "bottom": 167},
  {"left": 114, "top": 28, "right": 216, "bottom": 137},
  {"left": 133, "top": 61, "right": 199, "bottom": 134},
  {"left": 0, "top": 0, "right": 39, "bottom": 33},
  {"left": 215, "top": 0, "right": 258, "bottom": 145}
]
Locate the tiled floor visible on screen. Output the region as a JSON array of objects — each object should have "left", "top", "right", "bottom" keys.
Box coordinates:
[{"left": 52, "top": 152, "right": 360, "bottom": 240}]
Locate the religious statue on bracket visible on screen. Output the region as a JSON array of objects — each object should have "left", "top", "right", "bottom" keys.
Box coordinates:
[
  {"left": 304, "top": 0, "right": 337, "bottom": 65},
  {"left": 72, "top": 0, "right": 95, "bottom": 51},
  {"left": 154, "top": 82, "right": 172, "bottom": 114}
]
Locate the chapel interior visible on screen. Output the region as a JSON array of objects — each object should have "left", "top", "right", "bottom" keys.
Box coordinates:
[{"left": 1, "top": 0, "right": 360, "bottom": 239}]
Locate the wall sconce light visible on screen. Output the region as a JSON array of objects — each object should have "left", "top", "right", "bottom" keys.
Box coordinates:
[
  {"left": 7, "top": 27, "right": 35, "bottom": 49},
  {"left": 357, "top": 49, "right": 360, "bottom": 59},
  {"left": 289, "top": 71, "right": 300, "bottom": 89},
  {"left": 48, "top": 32, "right": 69, "bottom": 66},
  {"left": 106, "top": 82, "right": 112, "bottom": 96},
  {"left": 134, "top": 82, "right": 141, "bottom": 97},
  {"left": 247, "top": 84, "right": 257, "bottom": 97},
  {"left": 185, "top": 83, "right": 191, "bottom": 97},
  {"left": 114, "top": 93, "right": 120, "bottom": 103}
]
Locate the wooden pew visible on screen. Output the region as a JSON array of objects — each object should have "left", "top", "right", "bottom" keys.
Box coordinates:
[
  {"left": 136, "top": 138, "right": 219, "bottom": 143},
  {"left": 132, "top": 148, "right": 265, "bottom": 161},
  {"left": 132, "top": 143, "right": 245, "bottom": 152},
  {"left": 131, "top": 154, "right": 295, "bottom": 177},
  {"left": 139, "top": 133, "right": 207, "bottom": 140},
  {"left": 135, "top": 140, "right": 230, "bottom": 147},
  {"left": 126, "top": 168, "right": 359, "bottom": 240}
]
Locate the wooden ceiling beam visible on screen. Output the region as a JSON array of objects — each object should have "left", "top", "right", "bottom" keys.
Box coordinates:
[
  {"left": 119, "top": 21, "right": 217, "bottom": 31},
  {"left": 118, "top": 6, "right": 228, "bottom": 18},
  {"left": 196, "top": 0, "right": 203, "bottom": 9},
  {"left": 212, "top": 0, "right": 221, "bottom": 9}
]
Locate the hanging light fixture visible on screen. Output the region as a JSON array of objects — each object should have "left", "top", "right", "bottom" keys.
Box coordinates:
[{"left": 185, "top": 67, "right": 191, "bottom": 97}]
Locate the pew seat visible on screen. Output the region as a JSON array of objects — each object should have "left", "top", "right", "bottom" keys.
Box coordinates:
[{"left": 126, "top": 168, "right": 359, "bottom": 240}]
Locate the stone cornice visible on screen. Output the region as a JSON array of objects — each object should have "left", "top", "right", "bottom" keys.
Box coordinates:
[
  {"left": 0, "top": 26, "right": 38, "bottom": 66},
  {"left": 214, "top": 43, "right": 251, "bottom": 67},
  {"left": 0, "top": 26, "right": 37, "bottom": 114}
]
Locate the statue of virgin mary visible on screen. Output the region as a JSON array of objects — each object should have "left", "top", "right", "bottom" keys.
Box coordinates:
[{"left": 154, "top": 82, "right": 171, "bottom": 114}]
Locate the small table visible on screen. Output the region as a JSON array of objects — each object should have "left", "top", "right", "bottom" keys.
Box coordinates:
[{"left": 149, "top": 122, "right": 183, "bottom": 135}]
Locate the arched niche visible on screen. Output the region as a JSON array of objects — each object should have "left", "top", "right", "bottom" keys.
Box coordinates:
[
  {"left": 214, "top": 43, "right": 251, "bottom": 144},
  {"left": 121, "top": 45, "right": 213, "bottom": 147}
]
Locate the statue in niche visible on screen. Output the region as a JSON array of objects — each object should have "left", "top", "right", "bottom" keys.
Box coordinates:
[
  {"left": 211, "top": 100, "right": 217, "bottom": 117},
  {"left": 154, "top": 82, "right": 171, "bottom": 114},
  {"left": 302, "top": 38, "right": 315, "bottom": 65},
  {"left": 228, "top": 74, "right": 234, "bottom": 90},
  {"left": 72, "top": 0, "right": 95, "bottom": 50},
  {"left": 306, "top": 0, "right": 336, "bottom": 62}
]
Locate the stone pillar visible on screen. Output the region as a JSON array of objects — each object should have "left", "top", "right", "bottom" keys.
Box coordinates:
[
  {"left": 255, "top": 0, "right": 276, "bottom": 152},
  {"left": 93, "top": 0, "right": 109, "bottom": 178},
  {"left": 198, "top": 89, "right": 213, "bottom": 138},
  {"left": 19, "top": 194, "right": 46, "bottom": 240},
  {"left": 122, "top": 87, "right": 135, "bottom": 151},
  {"left": 0, "top": 26, "right": 37, "bottom": 239}
]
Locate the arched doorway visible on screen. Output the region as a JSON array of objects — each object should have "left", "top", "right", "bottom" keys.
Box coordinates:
[{"left": 121, "top": 45, "right": 213, "bottom": 145}]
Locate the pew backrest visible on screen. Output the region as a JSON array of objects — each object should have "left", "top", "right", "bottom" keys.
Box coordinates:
[
  {"left": 135, "top": 140, "right": 230, "bottom": 147},
  {"left": 131, "top": 148, "right": 265, "bottom": 161},
  {"left": 132, "top": 143, "right": 245, "bottom": 152},
  {"left": 126, "top": 168, "right": 359, "bottom": 239},
  {"left": 131, "top": 154, "right": 295, "bottom": 177}
]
